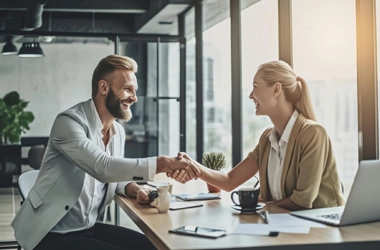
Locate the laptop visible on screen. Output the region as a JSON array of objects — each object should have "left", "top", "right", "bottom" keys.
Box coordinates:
[{"left": 291, "top": 160, "right": 380, "bottom": 226}]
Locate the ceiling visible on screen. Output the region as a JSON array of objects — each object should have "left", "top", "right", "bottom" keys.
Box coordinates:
[{"left": 0, "top": 0, "right": 259, "bottom": 44}]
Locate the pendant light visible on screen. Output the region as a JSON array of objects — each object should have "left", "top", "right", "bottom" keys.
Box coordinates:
[{"left": 18, "top": 37, "right": 44, "bottom": 58}]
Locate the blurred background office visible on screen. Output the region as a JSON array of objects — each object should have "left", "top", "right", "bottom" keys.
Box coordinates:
[{"left": 1, "top": 0, "right": 379, "bottom": 247}]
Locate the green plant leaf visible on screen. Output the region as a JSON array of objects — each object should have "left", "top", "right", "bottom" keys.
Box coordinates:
[
  {"left": 20, "top": 100, "right": 29, "bottom": 108},
  {"left": 0, "top": 99, "right": 6, "bottom": 110},
  {"left": 8, "top": 132, "right": 20, "bottom": 143},
  {"left": 202, "top": 151, "right": 226, "bottom": 171},
  {"left": 3, "top": 91, "right": 20, "bottom": 107},
  {"left": 19, "top": 111, "right": 34, "bottom": 123},
  {"left": 0, "top": 91, "right": 34, "bottom": 143}
]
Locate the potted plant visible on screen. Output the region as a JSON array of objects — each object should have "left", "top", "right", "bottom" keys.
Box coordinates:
[
  {"left": 0, "top": 91, "right": 34, "bottom": 187},
  {"left": 202, "top": 152, "right": 226, "bottom": 193},
  {"left": 0, "top": 91, "right": 34, "bottom": 143}
]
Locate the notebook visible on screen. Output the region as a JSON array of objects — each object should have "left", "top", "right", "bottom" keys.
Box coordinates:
[
  {"left": 291, "top": 160, "right": 380, "bottom": 226},
  {"left": 175, "top": 193, "right": 221, "bottom": 201}
]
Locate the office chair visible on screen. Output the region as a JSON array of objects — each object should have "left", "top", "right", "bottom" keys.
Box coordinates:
[
  {"left": 27, "top": 145, "right": 46, "bottom": 170},
  {"left": 18, "top": 170, "right": 39, "bottom": 204},
  {"left": 3, "top": 171, "right": 40, "bottom": 250}
]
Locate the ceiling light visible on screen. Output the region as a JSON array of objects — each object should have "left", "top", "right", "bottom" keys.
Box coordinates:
[
  {"left": 18, "top": 42, "right": 44, "bottom": 58},
  {"left": 1, "top": 40, "right": 18, "bottom": 55}
]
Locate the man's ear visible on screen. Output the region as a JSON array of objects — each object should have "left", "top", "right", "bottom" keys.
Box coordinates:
[
  {"left": 273, "top": 82, "right": 282, "bottom": 97},
  {"left": 98, "top": 80, "right": 108, "bottom": 96}
]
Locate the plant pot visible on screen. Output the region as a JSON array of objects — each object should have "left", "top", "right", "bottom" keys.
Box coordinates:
[{"left": 207, "top": 183, "right": 221, "bottom": 193}]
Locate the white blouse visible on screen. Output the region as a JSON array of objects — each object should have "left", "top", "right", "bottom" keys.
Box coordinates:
[{"left": 267, "top": 110, "right": 299, "bottom": 201}]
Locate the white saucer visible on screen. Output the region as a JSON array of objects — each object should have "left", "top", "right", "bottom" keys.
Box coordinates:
[{"left": 231, "top": 203, "right": 265, "bottom": 213}]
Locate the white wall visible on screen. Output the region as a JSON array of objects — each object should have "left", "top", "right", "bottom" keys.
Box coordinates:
[{"left": 0, "top": 42, "right": 114, "bottom": 136}]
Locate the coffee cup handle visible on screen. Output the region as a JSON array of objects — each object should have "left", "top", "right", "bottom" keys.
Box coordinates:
[{"left": 231, "top": 191, "right": 240, "bottom": 206}]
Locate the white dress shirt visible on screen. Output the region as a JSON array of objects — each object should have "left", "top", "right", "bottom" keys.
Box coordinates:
[{"left": 267, "top": 110, "right": 299, "bottom": 201}]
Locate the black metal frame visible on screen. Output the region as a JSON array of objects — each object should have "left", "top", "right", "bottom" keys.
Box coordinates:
[
  {"left": 230, "top": 0, "right": 243, "bottom": 167},
  {"left": 195, "top": 0, "right": 204, "bottom": 163},
  {"left": 178, "top": 12, "right": 187, "bottom": 152}
]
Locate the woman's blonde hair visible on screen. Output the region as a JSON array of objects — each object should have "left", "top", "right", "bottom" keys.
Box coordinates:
[
  {"left": 92, "top": 54, "right": 138, "bottom": 98},
  {"left": 257, "top": 60, "right": 317, "bottom": 121}
]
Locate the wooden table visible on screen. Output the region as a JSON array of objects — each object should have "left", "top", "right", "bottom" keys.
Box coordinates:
[{"left": 115, "top": 179, "right": 380, "bottom": 250}]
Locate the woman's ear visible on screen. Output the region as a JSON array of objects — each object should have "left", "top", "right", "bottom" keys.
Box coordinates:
[
  {"left": 273, "top": 82, "right": 282, "bottom": 97},
  {"left": 98, "top": 80, "right": 108, "bottom": 96}
]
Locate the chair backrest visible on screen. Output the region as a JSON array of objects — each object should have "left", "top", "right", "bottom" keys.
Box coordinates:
[
  {"left": 27, "top": 145, "right": 46, "bottom": 170},
  {"left": 18, "top": 170, "right": 39, "bottom": 201}
]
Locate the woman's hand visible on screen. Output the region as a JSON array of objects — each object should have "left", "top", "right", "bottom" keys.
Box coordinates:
[{"left": 167, "top": 152, "right": 196, "bottom": 183}]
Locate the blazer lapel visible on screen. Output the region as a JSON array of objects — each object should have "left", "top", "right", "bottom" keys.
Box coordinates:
[
  {"left": 260, "top": 130, "right": 273, "bottom": 201},
  {"left": 280, "top": 113, "right": 307, "bottom": 198}
]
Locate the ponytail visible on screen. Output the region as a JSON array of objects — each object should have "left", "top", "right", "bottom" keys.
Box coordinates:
[
  {"left": 257, "top": 61, "right": 317, "bottom": 121},
  {"left": 295, "top": 76, "right": 317, "bottom": 121}
]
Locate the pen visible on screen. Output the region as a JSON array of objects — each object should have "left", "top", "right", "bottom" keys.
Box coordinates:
[
  {"left": 258, "top": 211, "right": 268, "bottom": 224},
  {"left": 258, "top": 211, "right": 279, "bottom": 237},
  {"left": 264, "top": 211, "right": 270, "bottom": 224}
]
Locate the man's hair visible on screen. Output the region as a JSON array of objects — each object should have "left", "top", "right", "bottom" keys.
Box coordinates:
[{"left": 92, "top": 54, "right": 138, "bottom": 98}]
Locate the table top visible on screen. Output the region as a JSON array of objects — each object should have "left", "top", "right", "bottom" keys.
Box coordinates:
[{"left": 115, "top": 176, "right": 380, "bottom": 250}]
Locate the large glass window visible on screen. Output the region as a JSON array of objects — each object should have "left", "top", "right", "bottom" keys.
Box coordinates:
[
  {"left": 185, "top": 8, "right": 197, "bottom": 159},
  {"left": 202, "top": 0, "right": 232, "bottom": 169},
  {"left": 241, "top": 0, "right": 278, "bottom": 158},
  {"left": 240, "top": 0, "right": 278, "bottom": 186},
  {"left": 292, "top": 0, "right": 358, "bottom": 197}
]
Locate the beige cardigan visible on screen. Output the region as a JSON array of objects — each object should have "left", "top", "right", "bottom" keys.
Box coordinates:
[{"left": 248, "top": 113, "right": 345, "bottom": 208}]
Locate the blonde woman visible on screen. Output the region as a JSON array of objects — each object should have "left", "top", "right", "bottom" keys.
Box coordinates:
[{"left": 170, "top": 61, "right": 345, "bottom": 211}]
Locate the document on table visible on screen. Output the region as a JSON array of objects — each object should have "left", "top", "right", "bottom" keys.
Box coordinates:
[
  {"left": 232, "top": 224, "right": 310, "bottom": 235},
  {"left": 268, "top": 214, "right": 326, "bottom": 228},
  {"left": 232, "top": 213, "right": 325, "bottom": 235}
]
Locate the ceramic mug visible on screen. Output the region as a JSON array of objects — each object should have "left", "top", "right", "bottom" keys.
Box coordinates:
[
  {"left": 230, "top": 188, "right": 260, "bottom": 209},
  {"left": 150, "top": 185, "right": 171, "bottom": 213}
]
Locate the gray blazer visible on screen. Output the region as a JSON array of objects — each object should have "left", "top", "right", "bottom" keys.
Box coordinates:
[{"left": 11, "top": 99, "right": 153, "bottom": 250}]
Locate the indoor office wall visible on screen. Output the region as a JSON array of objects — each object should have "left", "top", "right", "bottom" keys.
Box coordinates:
[{"left": 0, "top": 42, "right": 114, "bottom": 137}]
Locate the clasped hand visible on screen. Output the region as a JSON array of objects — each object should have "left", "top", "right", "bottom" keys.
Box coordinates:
[{"left": 167, "top": 152, "right": 197, "bottom": 184}]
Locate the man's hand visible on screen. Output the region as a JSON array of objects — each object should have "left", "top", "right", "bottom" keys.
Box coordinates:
[
  {"left": 157, "top": 155, "right": 200, "bottom": 183},
  {"left": 125, "top": 182, "right": 153, "bottom": 204},
  {"left": 167, "top": 152, "right": 199, "bottom": 184},
  {"left": 136, "top": 188, "right": 153, "bottom": 204}
]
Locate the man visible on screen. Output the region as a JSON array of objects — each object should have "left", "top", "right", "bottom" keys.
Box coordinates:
[{"left": 11, "top": 54, "right": 199, "bottom": 250}]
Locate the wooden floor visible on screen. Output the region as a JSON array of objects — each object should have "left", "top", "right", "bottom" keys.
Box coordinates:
[{"left": 0, "top": 185, "right": 21, "bottom": 242}]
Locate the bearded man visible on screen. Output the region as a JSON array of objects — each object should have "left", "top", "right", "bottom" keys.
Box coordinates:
[{"left": 12, "top": 54, "right": 199, "bottom": 250}]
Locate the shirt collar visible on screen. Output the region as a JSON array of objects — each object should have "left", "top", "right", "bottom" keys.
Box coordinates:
[
  {"left": 269, "top": 109, "right": 299, "bottom": 144},
  {"left": 281, "top": 109, "right": 299, "bottom": 143},
  {"left": 90, "top": 99, "right": 116, "bottom": 136}
]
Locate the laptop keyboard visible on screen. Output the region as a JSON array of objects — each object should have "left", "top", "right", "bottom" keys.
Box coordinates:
[{"left": 317, "top": 213, "right": 342, "bottom": 221}]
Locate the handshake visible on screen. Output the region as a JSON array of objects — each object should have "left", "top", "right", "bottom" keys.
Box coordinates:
[{"left": 157, "top": 152, "right": 200, "bottom": 184}]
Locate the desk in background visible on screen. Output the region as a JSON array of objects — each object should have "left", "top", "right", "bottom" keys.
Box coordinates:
[{"left": 115, "top": 180, "right": 380, "bottom": 250}]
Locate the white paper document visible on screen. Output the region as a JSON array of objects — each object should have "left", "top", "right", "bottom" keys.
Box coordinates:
[
  {"left": 268, "top": 214, "right": 326, "bottom": 228},
  {"left": 232, "top": 224, "right": 310, "bottom": 235},
  {"left": 232, "top": 213, "right": 325, "bottom": 235}
]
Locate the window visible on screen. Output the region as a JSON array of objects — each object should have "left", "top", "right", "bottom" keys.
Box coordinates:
[
  {"left": 241, "top": 0, "right": 278, "bottom": 173},
  {"left": 202, "top": 0, "right": 232, "bottom": 168},
  {"left": 292, "top": 0, "right": 357, "bottom": 197}
]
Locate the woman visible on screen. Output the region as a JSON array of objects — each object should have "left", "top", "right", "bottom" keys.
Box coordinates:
[{"left": 169, "top": 60, "right": 345, "bottom": 211}]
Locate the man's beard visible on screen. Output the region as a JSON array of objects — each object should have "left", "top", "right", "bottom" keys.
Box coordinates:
[{"left": 105, "top": 88, "right": 133, "bottom": 121}]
